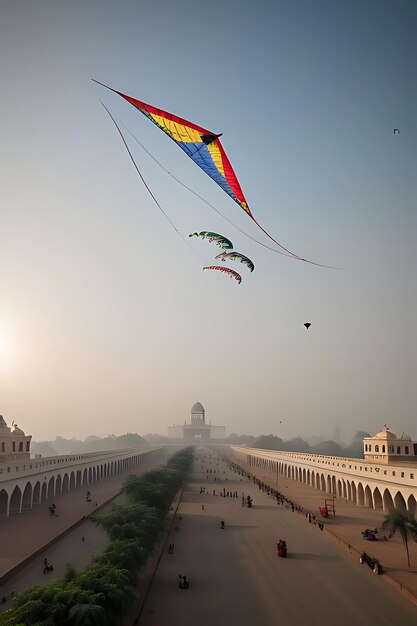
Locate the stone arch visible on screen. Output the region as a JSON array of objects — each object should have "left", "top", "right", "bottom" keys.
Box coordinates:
[
  {"left": 320, "top": 474, "right": 326, "bottom": 491},
  {"left": 383, "top": 488, "right": 394, "bottom": 511},
  {"left": 373, "top": 487, "right": 383, "bottom": 509},
  {"left": 347, "top": 481, "right": 352, "bottom": 501},
  {"left": 351, "top": 481, "right": 357, "bottom": 504},
  {"left": 76, "top": 470, "right": 82, "bottom": 488},
  {"left": 307, "top": 470, "right": 311, "bottom": 485},
  {"left": 337, "top": 479, "right": 343, "bottom": 497},
  {"left": 364, "top": 484, "right": 373, "bottom": 507},
  {"left": 331, "top": 476, "right": 336, "bottom": 494},
  {"left": 88, "top": 467, "right": 93, "bottom": 483},
  {"left": 0, "top": 490, "right": 8, "bottom": 516},
  {"left": 394, "top": 491, "right": 406, "bottom": 511},
  {"left": 93, "top": 467, "right": 97, "bottom": 482},
  {"left": 47, "top": 476, "right": 55, "bottom": 499},
  {"left": 22, "top": 482, "right": 33, "bottom": 510},
  {"left": 33, "top": 481, "right": 41, "bottom": 504},
  {"left": 357, "top": 483, "right": 365, "bottom": 505},
  {"left": 407, "top": 495, "right": 416, "bottom": 518},
  {"left": 342, "top": 480, "right": 347, "bottom": 498},
  {"left": 69, "top": 472, "right": 76, "bottom": 490},
  {"left": 83, "top": 468, "right": 88, "bottom": 485},
  {"left": 9, "top": 486, "right": 22, "bottom": 515},
  {"left": 41, "top": 481, "right": 47, "bottom": 501},
  {"left": 62, "top": 473, "right": 69, "bottom": 492},
  {"left": 326, "top": 475, "right": 331, "bottom": 493},
  {"left": 55, "top": 474, "right": 62, "bottom": 495}
]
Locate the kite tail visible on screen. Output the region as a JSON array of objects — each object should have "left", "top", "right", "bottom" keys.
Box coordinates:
[{"left": 250, "top": 215, "right": 339, "bottom": 269}]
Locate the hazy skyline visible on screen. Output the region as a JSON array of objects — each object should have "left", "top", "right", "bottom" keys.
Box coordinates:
[{"left": 1, "top": 1, "right": 416, "bottom": 441}]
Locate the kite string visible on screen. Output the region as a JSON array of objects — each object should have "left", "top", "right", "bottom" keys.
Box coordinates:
[
  {"left": 117, "top": 118, "right": 297, "bottom": 259},
  {"left": 100, "top": 101, "right": 207, "bottom": 265},
  {"left": 118, "top": 119, "right": 339, "bottom": 269}
]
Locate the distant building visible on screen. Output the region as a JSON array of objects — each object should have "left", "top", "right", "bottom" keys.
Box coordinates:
[
  {"left": 167, "top": 402, "right": 225, "bottom": 442},
  {"left": 363, "top": 425, "right": 417, "bottom": 464},
  {"left": 0, "top": 415, "right": 32, "bottom": 463}
]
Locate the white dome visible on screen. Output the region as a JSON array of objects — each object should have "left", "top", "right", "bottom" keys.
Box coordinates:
[{"left": 191, "top": 402, "right": 205, "bottom": 413}]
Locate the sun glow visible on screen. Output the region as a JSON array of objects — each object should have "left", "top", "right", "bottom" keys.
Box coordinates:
[{"left": 0, "top": 327, "right": 15, "bottom": 368}]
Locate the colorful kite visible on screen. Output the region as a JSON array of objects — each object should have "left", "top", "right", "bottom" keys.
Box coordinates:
[
  {"left": 215, "top": 251, "right": 255, "bottom": 273},
  {"left": 93, "top": 79, "right": 331, "bottom": 266},
  {"left": 203, "top": 266, "right": 242, "bottom": 285},
  {"left": 189, "top": 231, "right": 233, "bottom": 250}
]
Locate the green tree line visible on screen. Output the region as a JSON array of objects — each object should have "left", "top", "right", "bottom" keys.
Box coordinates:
[{"left": 0, "top": 447, "right": 194, "bottom": 626}]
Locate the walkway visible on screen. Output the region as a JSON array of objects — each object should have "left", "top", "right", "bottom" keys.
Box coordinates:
[{"left": 137, "top": 449, "right": 417, "bottom": 626}]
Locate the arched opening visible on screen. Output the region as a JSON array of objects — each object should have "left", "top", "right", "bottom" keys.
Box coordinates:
[
  {"left": 88, "top": 467, "right": 93, "bottom": 483},
  {"left": 9, "top": 486, "right": 22, "bottom": 515},
  {"left": 347, "top": 481, "right": 352, "bottom": 501},
  {"left": 41, "top": 482, "right": 47, "bottom": 501},
  {"left": 69, "top": 472, "right": 76, "bottom": 490},
  {"left": 373, "top": 487, "right": 383, "bottom": 509},
  {"left": 76, "top": 470, "right": 82, "bottom": 488},
  {"left": 62, "top": 473, "right": 69, "bottom": 492},
  {"left": 320, "top": 475, "right": 326, "bottom": 491},
  {"left": 383, "top": 488, "right": 394, "bottom": 511},
  {"left": 337, "top": 480, "right": 343, "bottom": 497},
  {"left": 331, "top": 476, "right": 336, "bottom": 494},
  {"left": 364, "top": 485, "right": 373, "bottom": 507},
  {"left": 326, "top": 475, "right": 331, "bottom": 493},
  {"left": 394, "top": 491, "right": 407, "bottom": 511},
  {"left": 342, "top": 480, "right": 347, "bottom": 499},
  {"left": 47, "top": 476, "right": 55, "bottom": 499},
  {"left": 22, "top": 482, "right": 33, "bottom": 510},
  {"left": 351, "top": 482, "right": 357, "bottom": 504},
  {"left": 93, "top": 467, "right": 97, "bottom": 482},
  {"left": 55, "top": 474, "right": 62, "bottom": 495},
  {"left": 407, "top": 495, "right": 416, "bottom": 518},
  {"left": 307, "top": 470, "right": 311, "bottom": 485},
  {"left": 83, "top": 468, "right": 88, "bottom": 485},
  {"left": 33, "top": 481, "right": 41, "bottom": 504},
  {"left": 0, "top": 490, "right": 8, "bottom": 516},
  {"left": 357, "top": 483, "right": 365, "bottom": 505}
]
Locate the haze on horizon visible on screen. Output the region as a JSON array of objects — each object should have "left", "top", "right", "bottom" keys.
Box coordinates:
[{"left": 0, "top": 1, "right": 416, "bottom": 443}]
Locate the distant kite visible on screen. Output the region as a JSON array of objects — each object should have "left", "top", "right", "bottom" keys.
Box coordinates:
[
  {"left": 189, "top": 231, "right": 233, "bottom": 250},
  {"left": 203, "top": 265, "right": 242, "bottom": 285},
  {"left": 215, "top": 251, "right": 255, "bottom": 273},
  {"left": 304, "top": 323, "right": 311, "bottom": 329}
]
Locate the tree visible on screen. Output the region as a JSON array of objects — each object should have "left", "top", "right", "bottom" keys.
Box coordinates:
[{"left": 381, "top": 509, "right": 417, "bottom": 568}]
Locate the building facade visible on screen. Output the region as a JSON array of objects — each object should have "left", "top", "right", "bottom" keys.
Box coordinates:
[
  {"left": 167, "top": 402, "right": 226, "bottom": 441},
  {"left": 230, "top": 426, "right": 417, "bottom": 516},
  {"left": 0, "top": 415, "right": 163, "bottom": 517}
]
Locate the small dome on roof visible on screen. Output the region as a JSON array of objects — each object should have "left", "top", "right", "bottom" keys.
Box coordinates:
[
  {"left": 191, "top": 402, "right": 205, "bottom": 413},
  {"left": 374, "top": 425, "right": 397, "bottom": 439}
]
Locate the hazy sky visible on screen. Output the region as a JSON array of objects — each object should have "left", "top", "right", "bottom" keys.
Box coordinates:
[{"left": 0, "top": 1, "right": 416, "bottom": 442}]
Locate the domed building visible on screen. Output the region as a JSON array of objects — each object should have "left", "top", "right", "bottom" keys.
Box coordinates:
[
  {"left": 363, "top": 425, "right": 417, "bottom": 464},
  {"left": 0, "top": 416, "right": 32, "bottom": 462},
  {"left": 167, "top": 403, "right": 225, "bottom": 441}
]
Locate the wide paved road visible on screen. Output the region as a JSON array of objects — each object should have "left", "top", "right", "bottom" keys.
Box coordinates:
[{"left": 139, "top": 449, "right": 417, "bottom": 626}]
